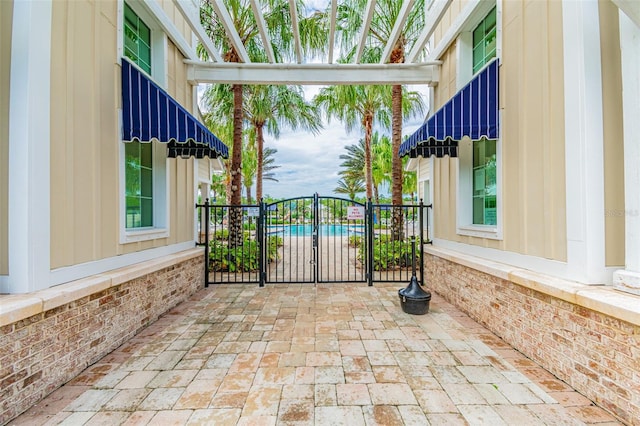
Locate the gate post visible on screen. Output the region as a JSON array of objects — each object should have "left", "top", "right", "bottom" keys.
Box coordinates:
[
  {"left": 258, "top": 199, "right": 265, "bottom": 287},
  {"left": 367, "top": 199, "right": 374, "bottom": 286},
  {"left": 418, "top": 199, "right": 424, "bottom": 286},
  {"left": 204, "top": 198, "right": 210, "bottom": 288}
]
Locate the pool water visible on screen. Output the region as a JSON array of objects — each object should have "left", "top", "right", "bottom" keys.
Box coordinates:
[{"left": 267, "top": 224, "right": 364, "bottom": 237}]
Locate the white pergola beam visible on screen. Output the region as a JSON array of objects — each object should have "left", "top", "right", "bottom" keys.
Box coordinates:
[
  {"left": 328, "top": 0, "right": 338, "bottom": 63},
  {"left": 250, "top": 0, "right": 276, "bottom": 63},
  {"left": 354, "top": 0, "right": 376, "bottom": 63},
  {"left": 186, "top": 61, "right": 439, "bottom": 85},
  {"left": 380, "top": 0, "right": 415, "bottom": 64},
  {"left": 173, "top": 0, "right": 223, "bottom": 62},
  {"left": 288, "top": 0, "right": 303, "bottom": 63},
  {"left": 406, "top": 0, "right": 452, "bottom": 63},
  {"left": 211, "top": 0, "right": 251, "bottom": 63},
  {"left": 143, "top": 0, "right": 197, "bottom": 60}
]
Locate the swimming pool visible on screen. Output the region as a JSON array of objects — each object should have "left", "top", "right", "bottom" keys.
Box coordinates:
[{"left": 266, "top": 224, "right": 364, "bottom": 237}]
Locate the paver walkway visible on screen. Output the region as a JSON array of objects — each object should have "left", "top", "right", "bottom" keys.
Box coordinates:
[{"left": 10, "top": 284, "right": 621, "bottom": 425}]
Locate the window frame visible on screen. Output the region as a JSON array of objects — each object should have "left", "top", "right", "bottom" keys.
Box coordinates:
[
  {"left": 118, "top": 1, "right": 170, "bottom": 244},
  {"left": 454, "top": 2, "right": 502, "bottom": 240}
]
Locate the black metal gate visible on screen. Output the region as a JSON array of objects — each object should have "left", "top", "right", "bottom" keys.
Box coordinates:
[{"left": 196, "top": 195, "right": 431, "bottom": 287}]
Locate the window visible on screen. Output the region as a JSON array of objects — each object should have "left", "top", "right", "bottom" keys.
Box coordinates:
[
  {"left": 472, "top": 138, "right": 496, "bottom": 225},
  {"left": 123, "top": 3, "right": 151, "bottom": 74},
  {"left": 472, "top": 7, "right": 496, "bottom": 74},
  {"left": 120, "top": 2, "right": 168, "bottom": 242},
  {"left": 125, "top": 141, "right": 153, "bottom": 229}
]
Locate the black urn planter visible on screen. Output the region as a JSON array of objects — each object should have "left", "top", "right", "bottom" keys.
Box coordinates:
[{"left": 398, "top": 274, "right": 431, "bottom": 315}]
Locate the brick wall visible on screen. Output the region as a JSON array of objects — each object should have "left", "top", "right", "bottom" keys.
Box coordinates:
[
  {"left": 0, "top": 255, "right": 203, "bottom": 424},
  {"left": 425, "top": 252, "right": 640, "bottom": 425}
]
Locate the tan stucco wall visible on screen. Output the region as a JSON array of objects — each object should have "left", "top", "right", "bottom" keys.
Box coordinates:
[
  {"left": 429, "top": 0, "right": 568, "bottom": 261},
  {"left": 50, "top": 0, "right": 197, "bottom": 269},
  {"left": 0, "top": 0, "right": 12, "bottom": 275},
  {"left": 599, "top": 0, "right": 625, "bottom": 267}
]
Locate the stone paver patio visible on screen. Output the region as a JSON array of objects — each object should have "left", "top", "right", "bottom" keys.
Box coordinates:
[{"left": 9, "top": 283, "right": 621, "bottom": 425}]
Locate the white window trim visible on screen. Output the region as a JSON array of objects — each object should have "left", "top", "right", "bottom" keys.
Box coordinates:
[
  {"left": 455, "top": 1, "right": 501, "bottom": 88},
  {"left": 456, "top": 127, "right": 503, "bottom": 241},
  {"left": 453, "top": 2, "right": 503, "bottom": 241},
  {"left": 117, "top": 1, "right": 172, "bottom": 244},
  {"left": 119, "top": 142, "right": 170, "bottom": 244}
]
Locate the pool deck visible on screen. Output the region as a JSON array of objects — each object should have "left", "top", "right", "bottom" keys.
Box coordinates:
[{"left": 9, "top": 283, "right": 622, "bottom": 426}]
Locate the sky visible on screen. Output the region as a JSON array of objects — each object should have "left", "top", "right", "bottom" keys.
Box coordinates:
[{"left": 261, "top": 84, "right": 429, "bottom": 199}]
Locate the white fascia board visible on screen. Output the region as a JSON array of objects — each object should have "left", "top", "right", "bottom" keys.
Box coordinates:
[
  {"left": 139, "top": 0, "right": 197, "bottom": 60},
  {"left": 173, "top": 0, "right": 223, "bottom": 62},
  {"left": 186, "top": 61, "right": 439, "bottom": 85},
  {"left": 427, "top": 0, "right": 493, "bottom": 61},
  {"left": 407, "top": 0, "right": 452, "bottom": 63},
  {"left": 49, "top": 242, "right": 198, "bottom": 287},
  {"left": 380, "top": 0, "right": 415, "bottom": 64}
]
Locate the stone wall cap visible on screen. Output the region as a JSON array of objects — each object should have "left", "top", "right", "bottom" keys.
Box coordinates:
[
  {"left": 0, "top": 248, "right": 203, "bottom": 327},
  {"left": 425, "top": 245, "right": 640, "bottom": 327}
]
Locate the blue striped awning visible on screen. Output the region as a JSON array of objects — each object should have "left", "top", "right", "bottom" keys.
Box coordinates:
[
  {"left": 121, "top": 57, "right": 228, "bottom": 159},
  {"left": 400, "top": 59, "right": 499, "bottom": 158}
]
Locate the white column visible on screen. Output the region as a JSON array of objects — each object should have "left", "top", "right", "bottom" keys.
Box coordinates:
[
  {"left": 2, "top": 0, "right": 52, "bottom": 293},
  {"left": 613, "top": 11, "right": 640, "bottom": 295},
  {"left": 562, "top": 0, "right": 607, "bottom": 284}
]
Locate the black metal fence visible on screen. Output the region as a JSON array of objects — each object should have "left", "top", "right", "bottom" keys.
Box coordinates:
[{"left": 196, "top": 195, "right": 432, "bottom": 287}]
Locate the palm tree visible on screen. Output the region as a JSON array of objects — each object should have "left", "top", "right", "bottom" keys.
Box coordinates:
[
  {"left": 244, "top": 84, "right": 321, "bottom": 202},
  {"left": 242, "top": 135, "right": 258, "bottom": 203},
  {"left": 338, "top": 138, "right": 365, "bottom": 185},
  {"left": 314, "top": 84, "right": 392, "bottom": 201},
  {"left": 371, "top": 131, "right": 392, "bottom": 205},
  {"left": 335, "top": 176, "right": 366, "bottom": 200},
  {"left": 261, "top": 147, "right": 280, "bottom": 187},
  {"left": 201, "top": 0, "right": 326, "bottom": 245},
  {"left": 336, "top": 0, "right": 425, "bottom": 238}
]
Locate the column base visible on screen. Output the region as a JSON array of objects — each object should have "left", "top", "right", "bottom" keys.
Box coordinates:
[{"left": 613, "top": 269, "right": 640, "bottom": 296}]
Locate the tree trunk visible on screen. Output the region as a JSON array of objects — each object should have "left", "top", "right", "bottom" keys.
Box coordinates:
[
  {"left": 391, "top": 83, "right": 404, "bottom": 241},
  {"left": 246, "top": 185, "right": 252, "bottom": 204},
  {"left": 229, "top": 83, "right": 244, "bottom": 247},
  {"left": 256, "top": 123, "right": 264, "bottom": 202},
  {"left": 364, "top": 114, "right": 374, "bottom": 201}
]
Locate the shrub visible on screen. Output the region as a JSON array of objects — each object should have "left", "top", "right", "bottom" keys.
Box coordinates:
[
  {"left": 357, "top": 238, "right": 418, "bottom": 271},
  {"left": 209, "top": 234, "right": 282, "bottom": 272}
]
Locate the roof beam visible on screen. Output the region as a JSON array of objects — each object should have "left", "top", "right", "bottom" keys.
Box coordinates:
[
  {"left": 380, "top": 0, "right": 415, "bottom": 64},
  {"left": 288, "top": 0, "right": 303, "bottom": 63},
  {"left": 354, "top": 0, "right": 376, "bottom": 63},
  {"left": 186, "top": 60, "right": 440, "bottom": 85},
  {"left": 250, "top": 0, "right": 276, "bottom": 63},
  {"left": 172, "top": 0, "right": 223, "bottom": 62},
  {"left": 328, "top": 0, "right": 338, "bottom": 63},
  {"left": 210, "top": 0, "right": 251, "bottom": 63},
  {"left": 406, "top": 0, "right": 452, "bottom": 63}
]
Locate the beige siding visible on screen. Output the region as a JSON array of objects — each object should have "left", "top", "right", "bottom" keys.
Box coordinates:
[
  {"left": 0, "top": 0, "right": 12, "bottom": 275},
  {"left": 430, "top": 0, "right": 567, "bottom": 261},
  {"left": 599, "top": 0, "right": 625, "bottom": 267},
  {"left": 50, "top": 0, "right": 198, "bottom": 267}
]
